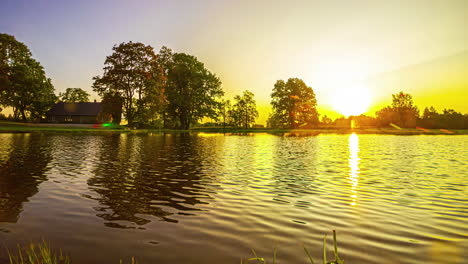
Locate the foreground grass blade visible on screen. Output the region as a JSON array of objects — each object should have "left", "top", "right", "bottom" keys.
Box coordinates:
[
  {"left": 273, "top": 244, "right": 277, "bottom": 264},
  {"left": 249, "top": 249, "right": 265, "bottom": 264},
  {"left": 323, "top": 234, "right": 327, "bottom": 264},
  {"left": 7, "top": 241, "right": 70, "bottom": 264},
  {"left": 303, "top": 244, "right": 315, "bottom": 264},
  {"left": 333, "top": 230, "right": 344, "bottom": 264},
  {"left": 7, "top": 231, "right": 344, "bottom": 264}
]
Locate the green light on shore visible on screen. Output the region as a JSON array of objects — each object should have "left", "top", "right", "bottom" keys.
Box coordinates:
[{"left": 102, "top": 123, "right": 112, "bottom": 127}]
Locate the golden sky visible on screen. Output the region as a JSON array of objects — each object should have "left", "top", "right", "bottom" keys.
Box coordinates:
[{"left": 2, "top": 0, "right": 467, "bottom": 124}]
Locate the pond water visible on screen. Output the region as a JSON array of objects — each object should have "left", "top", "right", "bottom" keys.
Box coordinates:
[{"left": 0, "top": 132, "right": 467, "bottom": 264}]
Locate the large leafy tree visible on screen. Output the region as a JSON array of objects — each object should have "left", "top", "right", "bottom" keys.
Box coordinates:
[
  {"left": 217, "top": 99, "right": 232, "bottom": 128},
  {"left": 418, "top": 107, "right": 467, "bottom": 129},
  {"left": 0, "top": 34, "right": 31, "bottom": 92},
  {"left": 59, "top": 88, "right": 90, "bottom": 102},
  {"left": 376, "top": 91, "right": 419, "bottom": 128},
  {"left": 230, "top": 90, "right": 258, "bottom": 128},
  {"left": 270, "top": 78, "right": 319, "bottom": 128},
  {"left": 165, "top": 53, "right": 223, "bottom": 129},
  {"left": 391, "top": 91, "right": 419, "bottom": 127},
  {"left": 155, "top": 46, "right": 174, "bottom": 128},
  {"left": 0, "top": 33, "right": 56, "bottom": 121},
  {"left": 100, "top": 92, "right": 123, "bottom": 124},
  {"left": 92, "top": 41, "right": 166, "bottom": 126}
]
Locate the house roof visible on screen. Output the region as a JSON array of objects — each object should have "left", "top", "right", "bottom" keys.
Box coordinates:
[{"left": 46, "top": 102, "right": 102, "bottom": 116}]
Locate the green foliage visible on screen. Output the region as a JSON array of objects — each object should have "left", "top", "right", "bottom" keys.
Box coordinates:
[
  {"left": 230, "top": 90, "right": 259, "bottom": 128},
  {"left": 0, "top": 33, "right": 32, "bottom": 93},
  {"left": 419, "top": 106, "right": 468, "bottom": 129},
  {"left": 320, "top": 115, "right": 333, "bottom": 125},
  {"left": 101, "top": 92, "right": 123, "bottom": 124},
  {"left": 59, "top": 88, "right": 90, "bottom": 102},
  {"left": 270, "top": 78, "right": 319, "bottom": 128},
  {"left": 93, "top": 41, "right": 166, "bottom": 126},
  {"left": 217, "top": 99, "right": 232, "bottom": 128},
  {"left": 0, "top": 33, "right": 56, "bottom": 121},
  {"left": 165, "top": 53, "right": 223, "bottom": 129},
  {"left": 351, "top": 114, "right": 377, "bottom": 128},
  {"left": 376, "top": 91, "right": 419, "bottom": 128},
  {"left": 6, "top": 241, "right": 139, "bottom": 264}
]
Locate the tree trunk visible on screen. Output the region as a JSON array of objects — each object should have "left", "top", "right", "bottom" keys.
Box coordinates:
[
  {"left": 179, "top": 113, "right": 186, "bottom": 130},
  {"left": 20, "top": 109, "right": 27, "bottom": 122},
  {"left": 127, "top": 101, "right": 133, "bottom": 126}
]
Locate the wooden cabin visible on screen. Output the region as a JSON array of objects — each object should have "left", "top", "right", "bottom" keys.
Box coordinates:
[{"left": 45, "top": 102, "right": 107, "bottom": 124}]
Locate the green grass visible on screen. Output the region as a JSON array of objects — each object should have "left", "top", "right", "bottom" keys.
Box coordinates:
[
  {"left": 241, "top": 230, "right": 344, "bottom": 264},
  {"left": 1, "top": 120, "right": 467, "bottom": 135},
  {"left": 4, "top": 232, "right": 345, "bottom": 264},
  {"left": 6, "top": 241, "right": 70, "bottom": 264},
  {"left": 5, "top": 240, "right": 139, "bottom": 264}
]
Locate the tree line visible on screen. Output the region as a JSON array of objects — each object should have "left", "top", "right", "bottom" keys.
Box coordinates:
[
  {"left": 1, "top": 33, "right": 467, "bottom": 129},
  {"left": 346, "top": 91, "right": 468, "bottom": 129}
]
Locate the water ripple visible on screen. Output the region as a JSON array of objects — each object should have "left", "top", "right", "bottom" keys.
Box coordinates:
[{"left": 0, "top": 133, "right": 467, "bottom": 264}]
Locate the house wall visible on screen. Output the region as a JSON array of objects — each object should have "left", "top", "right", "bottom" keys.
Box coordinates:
[{"left": 47, "top": 115, "right": 99, "bottom": 124}]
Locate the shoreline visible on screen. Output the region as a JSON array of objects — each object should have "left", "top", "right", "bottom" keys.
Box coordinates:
[{"left": 0, "top": 121, "right": 467, "bottom": 135}]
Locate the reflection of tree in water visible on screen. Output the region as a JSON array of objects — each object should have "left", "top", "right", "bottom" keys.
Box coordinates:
[
  {"left": 269, "top": 135, "right": 320, "bottom": 201},
  {"left": 88, "top": 133, "right": 215, "bottom": 228},
  {"left": 0, "top": 134, "right": 52, "bottom": 222}
]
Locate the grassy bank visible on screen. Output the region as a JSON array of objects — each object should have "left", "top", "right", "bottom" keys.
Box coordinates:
[
  {"left": 1, "top": 121, "right": 467, "bottom": 135},
  {"left": 4, "top": 231, "right": 344, "bottom": 264}
]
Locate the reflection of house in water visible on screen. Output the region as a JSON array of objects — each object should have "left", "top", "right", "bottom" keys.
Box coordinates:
[
  {"left": 0, "top": 134, "right": 52, "bottom": 223},
  {"left": 45, "top": 101, "right": 109, "bottom": 124}
]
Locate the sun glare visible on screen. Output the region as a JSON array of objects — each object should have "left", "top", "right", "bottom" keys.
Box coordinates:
[{"left": 331, "top": 84, "right": 371, "bottom": 117}]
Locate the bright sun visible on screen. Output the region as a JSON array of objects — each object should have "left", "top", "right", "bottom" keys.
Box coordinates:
[{"left": 331, "top": 84, "right": 371, "bottom": 117}]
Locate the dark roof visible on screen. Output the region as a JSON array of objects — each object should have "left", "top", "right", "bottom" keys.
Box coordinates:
[{"left": 46, "top": 102, "right": 102, "bottom": 116}]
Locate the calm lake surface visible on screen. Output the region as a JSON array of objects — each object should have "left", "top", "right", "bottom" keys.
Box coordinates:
[{"left": 0, "top": 132, "right": 467, "bottom": 264}]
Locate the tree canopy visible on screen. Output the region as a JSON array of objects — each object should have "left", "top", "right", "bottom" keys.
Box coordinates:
[
  {"left": 92, "top": 41, "right": 166, "bottom": 126},
  {"left": 0, "top": 33, "right": 56, "bottom": 121},
  {"left": 229, "top": 90, "right": 258, "bottom": 128},
  {"left": 59, "top": 88, "right": 90, "bottom": 102},
  {"left": 3, "top": 33, "right": 466, "bottom": 129},
  {"left": 100, "top": 92, "right": 123, "bottom": 124},
  {"left": 165, "top": 53, "right": 223, "bottom": 129},
  {"left": 217, "top": 99, "right": 232, "bottom": 129},
  {"left": 376, "top": 91, "right": 419, "bottom": 128},
  {"left": 270, "top": 78, "right": 319, "bottom": 128}
]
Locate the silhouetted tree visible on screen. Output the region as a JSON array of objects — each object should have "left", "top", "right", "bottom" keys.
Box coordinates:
[
  {"left": 320, "top": 115, "right": 332, "bottom": 126},
  {"left": 352, "top": 114, "right": 377, "bottom": 128},
  {"left": 0, "top": 33, "right": 30, "bottom": 93},
  {"left": 101, "top": 92, "right": 123, "bottom": 124},
  {"left": 391, "top": 91, "right": 419, "bottom": 127},
  {"left": 93, "top": 41, "right": 166, "bottom": 126},
  {"left": 59, "top": 88, "right": 90, "bottom": 102},
  {"left": 217, "top": 99, "right": 232, "bottom": 128},
  {"left": 439, "top": 109, "right": 466, "bottom": 129},
  {"left": 0, "top": 33, "right": 56, "bottom": 121},
  {"left": 417, "top": 106, "right": 467, "bottom": 129},
  {"left": 229, "top": 90, "right": 258, "bottom": 129},
  {"left": 165, "top": 53, "right": 223, "bottom": 129},
  {"left": 376, "top": 91, "right": 419, "bottom": 128},
  {"left": 155, "top": 46, "right": 174, "bottom": 128},
  {"left": 419, "top": 106, "right": 439, "bottom": 128},
  {"left": 270, "top": 78, "right": 319, "bottom": 128}
]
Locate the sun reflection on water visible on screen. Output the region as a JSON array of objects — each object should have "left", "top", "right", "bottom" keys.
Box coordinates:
[{"left": 348, "top": 133, "right": 360, "bottom": 206}]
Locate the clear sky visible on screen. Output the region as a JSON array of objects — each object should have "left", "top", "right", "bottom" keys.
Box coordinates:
[{"left": 1, "top": 0, "right": 467, "bottom": 124}]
